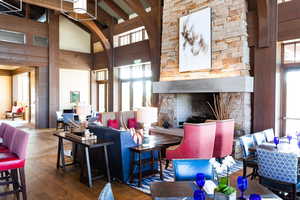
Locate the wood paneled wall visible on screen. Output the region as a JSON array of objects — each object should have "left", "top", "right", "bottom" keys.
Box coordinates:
[{"left": 94, "top": 40, "right": 150, "bottom": 70}]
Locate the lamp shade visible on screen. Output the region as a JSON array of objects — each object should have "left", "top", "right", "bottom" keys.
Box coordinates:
[
  {"left": 76, "top": 104, "right": 90, "bottom": 116},
  {"left": 73, "top": 0, "right": 87, "bottom": 14},
  {"left": 136, "top": 107, "right": 158, "bottom": 125}
]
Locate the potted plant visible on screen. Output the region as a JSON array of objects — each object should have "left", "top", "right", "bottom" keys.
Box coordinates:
[{"left": 210, "top": 156, "right": 237, "bottom": 200}]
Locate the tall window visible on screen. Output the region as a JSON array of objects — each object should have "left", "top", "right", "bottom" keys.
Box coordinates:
[
  {"left": 118, "top": 63, "right": 152, "bottom": 111},
  {"left": 283, "top": 41, "right": 300, "bottom": 64},
  {"left": 96, "top": 70, "right": 108, "bottom": 112},
  {"left": 113, "top": 27, "right": 148, "bottom": 48}
]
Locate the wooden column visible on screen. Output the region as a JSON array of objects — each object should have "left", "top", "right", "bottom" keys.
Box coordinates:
[
  {"left": 36, "top": 66, "right": 49, "bottom": 128},
  {"left": 252, "top": 0, "right": 278, "bottom": 132},
  {"left": 48, "top": 11, "right": 60, "bottom": 128},
  {"left": 107, "top": 28, "right": 114, "bottom": 112}
]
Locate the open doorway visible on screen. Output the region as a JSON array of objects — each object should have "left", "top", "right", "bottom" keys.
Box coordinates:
[{"left": 0, "top": 66, "right": 36, "bottom": 127}]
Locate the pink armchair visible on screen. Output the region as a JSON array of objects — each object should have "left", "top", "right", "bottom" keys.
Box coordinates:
[
  {"left": 165, "top": 122, "right": 216, "bottom": 168},
  {"left": 213, "top": 119, "right": 235, "bottom": 158}
]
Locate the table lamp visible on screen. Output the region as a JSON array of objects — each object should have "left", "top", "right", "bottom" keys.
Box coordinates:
[
  {"left": 76, "top": 104, "right": 90, "bottom": 123},
  {"left": 136, "top": 107, "right": 158, "bottom": 146}
]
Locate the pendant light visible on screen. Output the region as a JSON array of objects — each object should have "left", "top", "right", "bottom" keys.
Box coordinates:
[
  {"left": 0, "top": 0, "right": 22, "bottom": 13},
  {"left": 61, "top": 0, "right": 97, "bottom": 21}
]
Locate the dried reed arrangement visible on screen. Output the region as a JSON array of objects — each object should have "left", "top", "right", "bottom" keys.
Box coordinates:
[{"left": 207, "top": 94, "right": 233, "bottom": 120}]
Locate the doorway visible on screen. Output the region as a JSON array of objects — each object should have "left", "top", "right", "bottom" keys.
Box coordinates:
[
  {"left": 282, "top": 69, "right": 300, "bottom": 136},
  {"left": 0, "top": 66, "right": 36, "bottom": 127}
]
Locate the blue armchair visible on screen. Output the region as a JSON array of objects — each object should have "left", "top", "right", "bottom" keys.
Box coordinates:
[
  {"left": 253, "top": 131, "right": 267, "bottom": 146},
  {"left": 173, "top": 159, "right": 213, "bottom": 181},
  {"left": 239, "top": 134, "right": 258, "bottom": 179},
  {"left": 89, "top": 126, "right": 158, "bottom": 183}
]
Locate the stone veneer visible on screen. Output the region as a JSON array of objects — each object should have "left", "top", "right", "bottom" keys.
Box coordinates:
[
  {"left": 158, "top": 0, "right": 251, "bottom": 138},
  {"left": 160, "top": 0, "right": 249, "bottom": 81}
]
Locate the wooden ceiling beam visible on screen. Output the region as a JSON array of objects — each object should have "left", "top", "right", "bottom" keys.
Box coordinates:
[
  {"left": 102, "top": 0, "right": 129, "bottom": 20},
  {"left": 82, "top": 20, "right": 111, "bottom": 50},
  {"left": 22, "top": 0, "right": 111, "bottom": 51}
]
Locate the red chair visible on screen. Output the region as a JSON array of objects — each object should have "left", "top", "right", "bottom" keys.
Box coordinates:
[
  {"left": 213, "top": 119, "right": 235, "bottom": 158},
  {"left": 0, "top": 124, "right": 17, "bottom": 152},
  {"left": 166, "top": 122, "right": 216, "bottom": 168},
  {"left": 0, "top": 123, "right": 8, "bottom": 138},
  {"left": 0, "top": 129, "right": 29, "bottom": 200}
]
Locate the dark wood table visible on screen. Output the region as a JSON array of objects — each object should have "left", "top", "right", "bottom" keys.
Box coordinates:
[
  {"left": 151, "top": 179, "right": 281, "bottom": 199},
  {"left": 54, "top": 132, "right": 114, "bottom": 187},
  {"left": 129, "top": 145, "right": 163, "bottom": 187},
  {"left": 146, "top": 134, "right": 182, "bottom": 157}
]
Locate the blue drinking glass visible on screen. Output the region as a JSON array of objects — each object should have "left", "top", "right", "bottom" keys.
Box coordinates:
[
  {"left": 237, "top": 176, "right": 248, "bottom": 200},
  {"left": 249, "top": 194, "right": 261, "bottom": 200},
  {"left": 195, "top": 173, "right": 206, "bottom": 188},
  {"left": 297, "top": 139, "right": 300, "bottom": 149},
  {"left": 274, "top": 137, "right": 279, "bottom": 148},
  {"left": 287, "top": 135, "right": 292, "bottom": 144},
  {"left": 194, "top": 189, "right": 206, "bottom": 200}
]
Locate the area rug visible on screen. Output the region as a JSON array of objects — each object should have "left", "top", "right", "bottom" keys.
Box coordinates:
[{"left": 127, "top": 160, "right": 243, "bottom": 194}]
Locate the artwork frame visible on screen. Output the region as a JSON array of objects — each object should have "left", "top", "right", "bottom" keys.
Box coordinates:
[
  {"left": 179, "top": 7, "right": 212, "bottom": 72},
  {"left": 70, "top": 91, "right": 80, "bottom": 104}
]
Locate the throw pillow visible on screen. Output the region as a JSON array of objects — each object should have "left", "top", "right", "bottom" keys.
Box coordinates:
[
  {"left": 127, "top": 118, "right": 137, "bottom": 129},
  {"left": 107, "top": 119, "right": 119, "bottom": 129},
  {"left": 97, "top": 113, "right": 102, "bottom": 122},
  {"left": 129, "top": 128, "right": 143, "bottom": 145}
]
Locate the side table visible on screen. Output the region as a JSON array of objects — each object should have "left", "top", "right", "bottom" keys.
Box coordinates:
[{"left": 129, "top": 145, "right": 163, "bottom": 187}]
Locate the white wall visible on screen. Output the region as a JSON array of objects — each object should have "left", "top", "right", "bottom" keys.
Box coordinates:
[
  {"left": 0, "top": 76, "right": 11, "bottom": 119},
  {"left": 59, "top": 69, "right": 90, "bottom": 110},
  {"left": 59, "top": 16, "right": 91, "bottom": 53}
]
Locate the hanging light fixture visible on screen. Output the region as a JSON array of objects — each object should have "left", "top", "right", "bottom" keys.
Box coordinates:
[
  {"left": 0, "top": 0, "right": 22, "bottom": 14},
  {"left": 61, "top": 0, "right": 97, "bottom": 21}
]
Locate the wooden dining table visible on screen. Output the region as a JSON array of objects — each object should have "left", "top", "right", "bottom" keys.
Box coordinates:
[
  {"left": 248, "top": 137, "right": 300, "bottom": 155},
  {"left": 151, "top": 177, "right": 281, "bottom": 199}
]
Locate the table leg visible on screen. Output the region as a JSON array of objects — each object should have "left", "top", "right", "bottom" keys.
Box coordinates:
[
  {"left": 151, "top": 150, "right": 154, "bottom": 174},
  {"left": 103, "top": 146, "right": 111, "bottom": 182},
  {"left": 158, "top": 150, "right": 163, "bottom": 180},
  {"left": 56, "top": 138, "right": 61, "bottom": 169},
  {"left": 73, "top": 143, "right": 78, "bottom": 165},
  {"left": 85, "top": 147, "right": 93, "bottom": 187},
  {"left": 60, "top": 139, "right": 66, "bottom": 170},
  {"left": 129, "top": 151, "right": 135, "bottom": 183},
  {"left": 138, "top": 152, "right": 142, "bottom": 187}
]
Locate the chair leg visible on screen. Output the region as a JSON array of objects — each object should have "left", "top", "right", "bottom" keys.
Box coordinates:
[
  {"left": 11, "top": 169, "right": 20, "bottom": 200},
  {"left": 243, "top": 160, "right": 247, "bottom": 177},
  {"left": 165, "top": 160, "right": 170, "bottom": 170},
  {"left": 19, "top": 168, "right": 27, "bottom": 200}
]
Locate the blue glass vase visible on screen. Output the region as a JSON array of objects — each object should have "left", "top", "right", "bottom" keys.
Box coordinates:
[
  {"left": 195, "top": 173, "right": 206, "bottom": 188},
  {"left": 274, "top": 137, "right": 279, "bottom": 148},
  {"left": 194, "top": 189, "right": 205, "bottom": 200},
  {"left": 237, "top": 176, "right": 248, "bottom": 200},
  {"left": 249, "top": 194, "right": 261, "bottom": 200}
]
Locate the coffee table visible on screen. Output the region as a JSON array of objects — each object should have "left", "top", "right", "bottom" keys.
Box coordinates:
[
  {"left": 129, "top": 134, "right": 181, "bottom": 186},
  {"left": 151, "top": 179, "right": 281, "bottom": 199}
]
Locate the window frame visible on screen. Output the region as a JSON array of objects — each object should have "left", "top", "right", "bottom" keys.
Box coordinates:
[{"left": 118, "top": 64, "right": 152, "bottom": 111}]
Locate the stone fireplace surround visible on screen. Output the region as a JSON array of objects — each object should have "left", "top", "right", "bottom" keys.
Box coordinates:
[{"left": 153, "top": 76, "right": 253, "bottom": 137}]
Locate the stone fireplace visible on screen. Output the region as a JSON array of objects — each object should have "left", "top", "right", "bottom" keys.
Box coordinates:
[{"left": 153, "top": 77, "right": 253, "bottom": 137}]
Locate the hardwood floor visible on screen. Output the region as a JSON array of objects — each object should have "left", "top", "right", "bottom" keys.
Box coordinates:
[{"left": 0, "top": 124, "right": 151, "bottom": 200}]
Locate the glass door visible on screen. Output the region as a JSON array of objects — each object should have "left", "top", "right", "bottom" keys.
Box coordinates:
[{"left": 284, "top": 69, "right": 300, "bottom": 136}]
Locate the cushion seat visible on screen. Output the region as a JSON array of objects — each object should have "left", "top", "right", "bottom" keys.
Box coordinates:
[{"left": 0, "top": 152, "right": 25, "bottom": 171}]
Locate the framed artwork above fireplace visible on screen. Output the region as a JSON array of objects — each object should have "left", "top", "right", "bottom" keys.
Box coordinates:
[{"left": 179, "top": 7, "right": 212, "bottom": 72}]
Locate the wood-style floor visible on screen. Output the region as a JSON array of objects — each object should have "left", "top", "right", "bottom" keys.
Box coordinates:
[{"left": 0, "top": 122, "right": 151, "bottom": 200}]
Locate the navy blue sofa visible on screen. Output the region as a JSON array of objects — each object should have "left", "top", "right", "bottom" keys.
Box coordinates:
[{"left": 89, "top": 125, "right": 158, "bottom": 183}]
